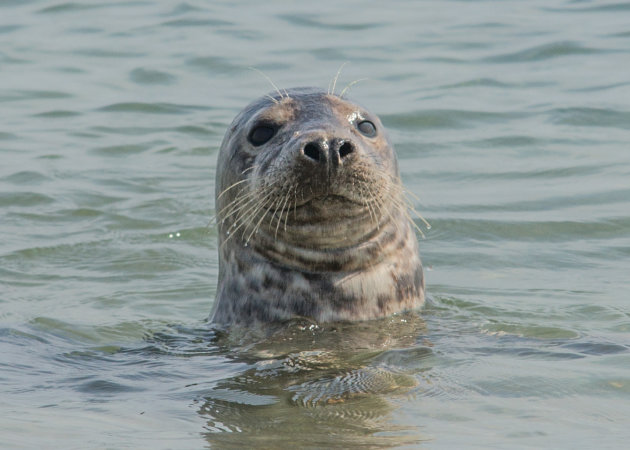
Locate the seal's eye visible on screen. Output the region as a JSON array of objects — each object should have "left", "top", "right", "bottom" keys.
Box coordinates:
[
  {"left": 248, "top": 125, "right": 276, "bottom": 146},
  {"left": 357, "top": 120, "right": 376, "bottom": 137}
]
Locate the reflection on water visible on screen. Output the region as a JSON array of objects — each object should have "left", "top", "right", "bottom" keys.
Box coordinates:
[
  {"left": 126, "top": 298, "right": 630, "bottom": 448},
  {"left": 195, "top": 312, "right": 428, "bottom": 447}
]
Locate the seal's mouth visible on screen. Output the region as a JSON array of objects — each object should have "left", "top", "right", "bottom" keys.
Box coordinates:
[{"left": 291, "top": 194, "right": 365, "bottom": 210}]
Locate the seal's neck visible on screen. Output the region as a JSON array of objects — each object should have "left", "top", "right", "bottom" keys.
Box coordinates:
[{"left": 244, "top": 209, "right": 412, "bottom": 273}]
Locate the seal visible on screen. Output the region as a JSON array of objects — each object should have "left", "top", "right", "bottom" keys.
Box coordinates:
[{"left": 211, "top": 87, "right": 425, "bottom": 325}]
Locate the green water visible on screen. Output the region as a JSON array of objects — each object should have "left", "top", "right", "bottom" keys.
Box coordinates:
[{"left": 1, "top": 1, "right": 629, "bottom": 448}]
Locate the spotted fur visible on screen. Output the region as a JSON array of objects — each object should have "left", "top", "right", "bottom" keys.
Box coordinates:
[{"left": 211, "top": 88, "right": 424, "bottom": 325}]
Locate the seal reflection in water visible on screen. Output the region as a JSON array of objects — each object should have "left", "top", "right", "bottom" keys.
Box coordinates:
[{"left": 211, "top": 87, "right": 425, "bottom": 325}]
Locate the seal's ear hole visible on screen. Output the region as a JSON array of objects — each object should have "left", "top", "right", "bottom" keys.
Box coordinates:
[
  {"left": 357, "top": 120, "right": 377, "bottom": 137},
  {"left": 249, "top": 125, "right": 276, "bottom": 146}
]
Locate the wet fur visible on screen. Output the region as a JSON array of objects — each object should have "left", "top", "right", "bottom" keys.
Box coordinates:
[{"left": 212, "top": 88, "right": 424, "bottom": 325}]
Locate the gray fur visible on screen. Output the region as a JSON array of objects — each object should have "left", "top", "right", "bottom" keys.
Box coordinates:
[{"left": 211, "top": 88, "right": 424, "bottom": 325}]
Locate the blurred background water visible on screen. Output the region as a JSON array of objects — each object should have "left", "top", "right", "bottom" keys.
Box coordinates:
[{"left": 1, "top": 0, "right": 629, "bottom": 448}]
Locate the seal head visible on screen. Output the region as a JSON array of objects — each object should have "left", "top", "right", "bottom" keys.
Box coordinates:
[{"left": 211, "top": 87, "right": 424, "bottom": 325}]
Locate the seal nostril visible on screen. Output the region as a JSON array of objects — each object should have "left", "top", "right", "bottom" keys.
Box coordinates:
[
  {"left": 303, "top": 143, "right": 321, "bottom": 162},
  {"left": 339, "top": 141, "right": 354, "bottom": 159}
]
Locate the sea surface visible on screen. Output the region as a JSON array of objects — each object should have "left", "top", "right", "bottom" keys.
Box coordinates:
[{"left": 1, "top": 1, "right": 629, "bottom": 448}]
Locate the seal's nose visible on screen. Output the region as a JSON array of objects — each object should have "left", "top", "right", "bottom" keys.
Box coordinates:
[
  {"left": 303, "top": 141, "right": 325, "bottom": 162},
  {"left": 301, "top": 138, "right": 355, "bottom": 166}
]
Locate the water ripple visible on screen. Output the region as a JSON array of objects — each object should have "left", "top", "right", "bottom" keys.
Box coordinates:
[
  {"left": 97, "top": 102, "right": 208, "bottom": 115},
  {"left": 549, "top": 107, "right": 630, "bottom": 128},
  {"left": 161, "top": 18, "right": 232, "bottom": 28},
  {"left": 278, "top": 14, "right": 382, "bottom": 31},
  {"left": 545, "top": 3, "right": 630, "bottom": 13},
  {"left": 129, "top": 68, "right": 177, "bottom": 85},
  {"left": 0, "top": 192, "right": 54, "bottom": 207},
  {"left": 384, "top": 109, "right": 527, "bottom": 130},
  {"left": 482, "top": 41, "right": 601, "bottom": 63},
  {"left": 0, "top": 90, "right": 73, "bottom": 102},
  {"left": 186, "top": 56, "right": 242, "bottom": 74},
  {"left": 0, "top": 25, "right": 23, "bottom": 34},
  {"left": 75, "top": 379, "right": 145, "bottom": 394},
  {"left": 33, "top": 110, "right": 80, "bottom": 118},
  {"left": 37, "top": 2, "right": 103, "bottom": 14},
  {"left": 91, "top": 142, "right": 161, "bottom": 156},
  {"left": 2, "top": 171, "right": 50, "bottom": 184},
  {"left": 561, "top": 341, "right": 629, "bottom": 356}
]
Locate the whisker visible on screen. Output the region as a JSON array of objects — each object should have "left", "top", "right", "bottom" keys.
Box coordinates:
[
  {"left": 222, "top": 185, "right": 273, "bottom": 230},
  {"left": 247, "top": 67, "right": 284, "bottom": 101},
  {"left": 219, "top": 178, "right": 281, "bottom": 221},
  {"left": 403, "top": 191, "right": 431, "bottom": 229},
  {"left": 219, "top": 189, "right": 260, "bottom": 221},
  {"left": 355, "top": 168, "right": 431, "bottom": 239},
  {"left": 381, "top": 189, "right": 405, "bottom": 237},
  {"left": 265, "top": 193, "right": 285, "bottom": 238},
  {"left": 329, "top": 62, "right": 348, "bottom": 95},
  {"left": 217, "top": 178, "right": 250, "bottom": 200},
  {"left": 224, "top": 190, "right": 276, "bottom": 244},
  {"left": 241, "top": 165, "right": 258, "bottom": 175},
  {"left": 407, "top": 203, "right": 431, "bottom": 230},
  {"left": 275, "top": 186, "right": 292, "bottom": 237},
  {"left": 339, "top": 78, "right": 369, "bottom": 98},
  {"left": 210, "top": 191, "right": 255, "bottom": 228},
  {"left": 404, "top": 210, "right": 427, "bottom": 239},
  {"left": 359, "top": 185, "right": 377, "bottom": 229},
  {"left": 245, "top": 194, "right": 276, "bottom": 244},
  {"left": 283, "top": 183, "right": 296, "bottom": 231},
  {"left": 366, "top": 183, "right": 389, "bottom": 232}
]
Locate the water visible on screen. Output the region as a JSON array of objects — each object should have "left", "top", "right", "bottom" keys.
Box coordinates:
[{"left": 1, "top": 0, "right": 629, "bottom": 448}]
